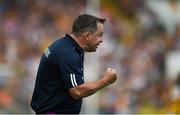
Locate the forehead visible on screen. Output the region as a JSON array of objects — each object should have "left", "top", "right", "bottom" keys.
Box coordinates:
[{"left": 96, "top": 22, "right": 104, "bottom": 33}]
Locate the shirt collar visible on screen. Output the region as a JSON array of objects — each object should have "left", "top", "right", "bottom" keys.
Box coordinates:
[{"left": 65, "top": 34, "right": 84, "bottom": 54}]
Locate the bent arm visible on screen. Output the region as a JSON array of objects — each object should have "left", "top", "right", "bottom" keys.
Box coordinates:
[
  {"left": 69, "top": 68, "right": 117, "bottom": 99},
  {"left": 69, "top": 78, "right": 108, "bottom": 99}
]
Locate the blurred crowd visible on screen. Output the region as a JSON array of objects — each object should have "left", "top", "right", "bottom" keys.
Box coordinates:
[
  {"left": 0, "top": 0, "right": 85, "bottom": 113},
  {"left": 0, "top": 0, "right": 180, "bottom": 114},
  {"left": 98, "top": 0, "right": 180, "bottom": 114}
]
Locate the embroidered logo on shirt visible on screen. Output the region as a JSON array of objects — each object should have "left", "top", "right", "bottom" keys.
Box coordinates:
[{"left": 44, "top": 48, "right": 50, "bottom": 58}]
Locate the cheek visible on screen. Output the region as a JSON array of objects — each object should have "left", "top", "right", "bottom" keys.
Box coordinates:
[
  {"left": 92, "top": 37, "right": 99, "bottom": 42},
  {"left": 87, "top": 37, "right": 99, "bottom": 47},
  {"left": 91, "top": 38, "right": 98, "bottom": 45}
]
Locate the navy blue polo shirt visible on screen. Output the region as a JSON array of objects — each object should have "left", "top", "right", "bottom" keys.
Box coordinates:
[{"left": 31, "top": 34, "right": 85, "bottom": 114}]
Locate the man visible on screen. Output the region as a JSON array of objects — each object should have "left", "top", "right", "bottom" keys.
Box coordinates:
[{"left": 30, "top": 14, "right": 117, "bottom": 114}]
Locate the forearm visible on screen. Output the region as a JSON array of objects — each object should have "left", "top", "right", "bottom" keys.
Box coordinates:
[
  {"left": 69, "top": 78, "right": 109, "bottom": 99},
  {"left": 69, "top": 68, "right": 117, "bottom": 99}
]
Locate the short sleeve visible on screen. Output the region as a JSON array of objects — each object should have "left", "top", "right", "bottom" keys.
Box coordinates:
[{"left": 57, "top": 49, "right": 84, "bottom": 89}]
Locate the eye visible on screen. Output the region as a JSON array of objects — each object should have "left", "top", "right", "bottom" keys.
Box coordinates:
[{"left": 98, "top": 33, "right": 103, "bottom": 37}]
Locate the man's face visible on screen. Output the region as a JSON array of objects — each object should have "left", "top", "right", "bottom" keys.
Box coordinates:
[{"left": 85, "top": 22, "right": 104, "bottom": 52}]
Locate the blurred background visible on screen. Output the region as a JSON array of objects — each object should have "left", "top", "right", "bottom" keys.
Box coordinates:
[{"left": 0, "top": 0, "right": 180, "bottom": 114}]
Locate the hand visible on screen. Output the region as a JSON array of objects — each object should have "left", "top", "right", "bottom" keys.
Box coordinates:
[{"left": 103, "top": 68, "right": 117, "bottom": 85}]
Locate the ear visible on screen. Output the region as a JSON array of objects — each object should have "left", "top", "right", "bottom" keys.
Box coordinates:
[{"left": 83, "top": 32, "right": 90, "bottom": 40}]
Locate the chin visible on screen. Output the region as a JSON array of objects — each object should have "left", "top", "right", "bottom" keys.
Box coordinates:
[
  {"left": 85, "top": 48, "right": 96, "bottom": 52},
  {"left": 91, "top": 48, "right": 96, "bottom": 51},
  {"left": 86, "top": 50, "right": 96, "bottom": 52}
]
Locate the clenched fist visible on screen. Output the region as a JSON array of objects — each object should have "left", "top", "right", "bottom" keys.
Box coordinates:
[{"left": 103, "top": 68, "right": 117, "bottom": 85}]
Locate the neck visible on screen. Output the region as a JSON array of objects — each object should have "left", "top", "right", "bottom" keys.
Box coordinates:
[{"left": 70, "top": 33, "right": 86, "bottom": 50}]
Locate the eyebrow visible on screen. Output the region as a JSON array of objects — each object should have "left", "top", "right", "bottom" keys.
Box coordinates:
[{"left": 94, "top": 31, "right": 103, "bottom": 36}]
